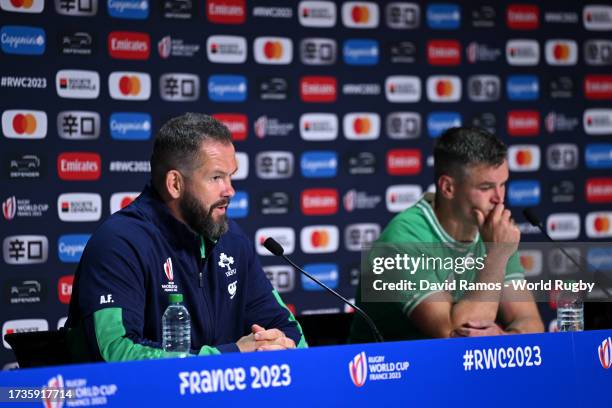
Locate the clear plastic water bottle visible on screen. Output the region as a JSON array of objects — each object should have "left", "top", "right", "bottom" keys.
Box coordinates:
[
  {"left": 557, "top": 285, "right": 584, "bottom": 332},
  {"left": 162, "top": 293, "right": 191, "bottom": 356}
]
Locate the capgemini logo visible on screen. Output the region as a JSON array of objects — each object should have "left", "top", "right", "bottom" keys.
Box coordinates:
[
  {"left": 348, "top": 351, "right": 368, "bottom": 387},
  {"left": 599, "top": 337, "right": 612, "bottom": 369}
]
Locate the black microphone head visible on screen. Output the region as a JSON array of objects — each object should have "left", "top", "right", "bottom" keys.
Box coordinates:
[
  {"left": 263, "top": 237, "right": 284, "bottom": 256},
  {"left": 522, "top": 208, "right": 541, "bottom": 227}
]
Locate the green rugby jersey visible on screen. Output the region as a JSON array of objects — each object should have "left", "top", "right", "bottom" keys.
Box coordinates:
[{"left": 349, "top": 193, "right": 524, "bottom": 343}]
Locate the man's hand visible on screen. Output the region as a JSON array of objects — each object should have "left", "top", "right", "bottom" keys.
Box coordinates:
[
  {"left": 474, "top": 204, "right": 520, "bottom": 257},
  {"left": 451, "top": 320, "right": 505, "bottom": 337},
  {"left": 236, "top": 324, "right": 296, "bottom": 352}
]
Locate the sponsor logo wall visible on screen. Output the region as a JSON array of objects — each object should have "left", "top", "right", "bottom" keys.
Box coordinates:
[{"left": 1, "top": 0, "right": 610, "bottom": 367}]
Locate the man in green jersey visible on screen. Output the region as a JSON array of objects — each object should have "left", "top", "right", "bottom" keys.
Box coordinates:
[{"left": 350, "top": 127, "right": 544, "bottom": 342}]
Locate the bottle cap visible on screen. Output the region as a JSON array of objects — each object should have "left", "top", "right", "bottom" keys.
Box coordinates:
[{"left": 169, "top": 293, "right": 183, "bottom": 303}]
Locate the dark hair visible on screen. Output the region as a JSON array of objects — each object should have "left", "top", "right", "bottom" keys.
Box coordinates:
[
  {"left": 433, "top": 127, "right": 507, "bottom": 182},
  {"left": 150, "top": 113, "right": 232, "bottom": 191}
]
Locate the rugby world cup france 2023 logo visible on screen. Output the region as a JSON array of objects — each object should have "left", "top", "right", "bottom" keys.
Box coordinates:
[
  {"left": 599, "top": 337, "right": 612, "bottom": 369},
  {"left": 349, "top": 352, "right": 368, "bottom": 387}
]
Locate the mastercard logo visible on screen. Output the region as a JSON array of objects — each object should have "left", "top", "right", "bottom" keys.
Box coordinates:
[
  {"left": 353, "top": 117, "right": 371, "bottom": 134},
  {"left": 515, "top": 149, "right": 533, "bottom": 165},
  {"left": 553, "top": 44, "right": 570, "bottom": 61},
  {"left": 120, "top": 196, "right": 135, "bottom": 208},
  {"left": 594, "top": 216, "right": 610, "bottom": 232},
  {"left": 119, "top": 76, "right": 141, "bottom": 95},
  {"left": 11, "top": 113, "right": 37, "bottom": 134},
  {"left": 263, "top": 41, "right": 284, "bottom": 59},
  {"left": 9, "top": 0, "right": 34, "bottom": 8},
  {"left": 435, "top": 80, "right": 454, "bottom": 97},
  {"left": 520, "top": 255, "right": 534, "bottom": 269},
  {"left": 351, "top": 5, "right": 370, "bottom": 22},
  {"left": 310, "top": 230, "right": 330, "bottom": 247}
]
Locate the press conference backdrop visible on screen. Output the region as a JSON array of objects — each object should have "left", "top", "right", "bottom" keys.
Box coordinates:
[{"left": 2, "top": 0, "right": 612, "bottom": 368}]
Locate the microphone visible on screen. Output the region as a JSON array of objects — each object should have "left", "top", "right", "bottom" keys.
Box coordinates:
[
  {"left": 522, "top": 208, "right": 611, "bottom": 298},
  {"left": 263, "top": 237, "right": 384, "bottom": 343}
]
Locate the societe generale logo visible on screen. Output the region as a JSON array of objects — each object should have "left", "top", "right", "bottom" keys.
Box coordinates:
[
  {"left": 583, "top": 5, "right": 612, "bottom": 31},
  {"left": 1, "top": 110, "right": 47, "bottom": 139},
  {"left": 300, "top": 113, "right": 338, "bottom": 141},
  {"left": 2, "top": 319, "right": 48, "bottom": 349},
  {"left": 349, "top": 351, "right": 368, "bottom": 387},
  {"left": 507, "top": 145, "right": 541, "bottom": 172},
  {"left": 206, "top": 35, "right": 247, "bottom": 63},
  {"left": 107, "top": 31, "right": 150, "bottom": 60},
  {"left": 584, "top": 75, "right": 612, "bottom": 100},
  {"left": 212, "top": 113, "right": 248, "bottom": 141},
  {"left": 583, "top": 109, "right": 612, "bottom": 135},
  {"left": 427, "top": 40, "right": 461, "bottom": 65},
  {"left": 57, "top": 152, "right": 101, "bottom": 181},
  {"left": 108, "top": 71, "right": 151, "bottom": 100},
  {"left": 544, "top": 40, "right": 577, "bottom": 66},
  {"left": 506, "top": 39, "right": 540, "bottom": 66},
  {"left": 57, "top": 193, "right": 102, "bottom": 222},
  {"left": 586, "top": 178, "right": 612, "bottom": 203},
  {"left": 55, "top": 69, "right": 100, "bottom": 99},
  {"left": 546, "top": 213, "right": 581, "bottom": 240},
  {"left": 586, "top": 212, "right": 612, "bottom": 238},
  {"left": 386, "top": 149, "right": 421, "bottom": 175},
  {"left": 206, "top": 0, "right": 246, "bottom": 24},
  {"left": 426, "top": 75, "right": 461, "bottom": 102},
  {"left": 253, "top": 37, "right": 293, "bottom": 64},
  {"left": 385, "top": 76, "right": 421, "bottom": 102},
  {"left": 255, "top": 227, "right": 295, "bottom": 256},
  {"left": 298, "top": 1, "right": 337, "bottom": 27},
  {"left": 300, "top": 225, "right": 339, "bottom": 253},
  {"left": 507, "top": 110, "right": 540, "bottom": 136},
  {"left": 110, "top": 192, "right": 139, "bottom": 214},
  {"left": 341, "top": 2, "right": 379, "bottom": 28},
  {"left": 506, "top": 4, "right": 539, "bottom": 30},
  {"left": 598, "top": 337, "right": 612, "bottom": 369},
  {"left": 300, "top": 76, "right": 337, "bottom": 102},
  {"left": 57, "top": 275, "right": 73, "bottom": 304},
  {"left": 301, "top": 188, "right": 339, "bottom": 215},
  {"left": 385, "top": 184, "right": 422, "bottom": 212},
  {"left": 343, "top": 113, "right": 380, "bottom": 140},
  {"left": 0, "top": 0, "right": 44, "bottom": 13}
]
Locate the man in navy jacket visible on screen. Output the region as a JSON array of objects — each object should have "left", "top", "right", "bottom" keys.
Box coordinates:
[{"left": 66, "top": 113, "right": 307, "bottom": 361}]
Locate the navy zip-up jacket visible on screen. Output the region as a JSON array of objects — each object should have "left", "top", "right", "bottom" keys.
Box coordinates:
[{"left": 66, "top": 184, "right": 306, "bottom": 361}]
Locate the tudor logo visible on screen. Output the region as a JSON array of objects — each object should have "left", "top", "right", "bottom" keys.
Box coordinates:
[
  {"left": 300, "top": 76, "right": 337, "bottom": 102},
  {"left": 507, "top": 110, "right": 540, "bottom": 136},
  {"left": 254, "top": 37, "right": 293, "bottom": 64},
  {"left": 107, "top": 31, "right": 150, "bottom": 60},
  {"left": 386, "top": 149, "right": 421, "bottom": 175},
  {"left": 342, "top": 2, "right": 379, "bottom": 28},
  {"left": 163, "top": 257, "right": 174, "bottom": 281},
  {"left": 212, "top": 113, "right": 248, "bottom": 141},
  {"left": 300, "top": 225, "right": 339, "bottom": 253},
  {"left": 508, "top": 145, "right": 541, "bottom": 172},
  {"left": 427, "top": 40, "right": 461, "bottom": 65},
  {"left": 426, "top": 75, "right": 461, "bottom": 102},
  {"left": 108, "top": 71, "right": 151, "bottom": 100},
  {"left": 506, "top": 4, "right": 539, "bottom": 30},
  {"left": 343, "top": 113, "right": 380, "bottom": 140},
  {"left": 1, "top": 110, "right": 47, "bottom": 139}
]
